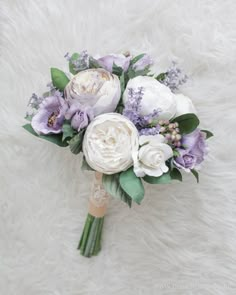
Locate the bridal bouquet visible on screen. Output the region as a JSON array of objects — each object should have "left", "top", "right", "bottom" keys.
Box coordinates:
[{"left": 23, "top": 51, "right": 213, "bottom": 257}]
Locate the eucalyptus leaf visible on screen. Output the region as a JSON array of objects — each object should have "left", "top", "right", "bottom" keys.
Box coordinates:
[
  {"left": 130, "top": 53, "right": 145, "bottom": 65},
  {"left": 69, "top": 52, "right": 80, "bottom": 74},
  {"left": 201, "top": 129, "right": 214, "bottom": 139},
  {"left": 156, "top": 72, "right": 167, "bottom": 82},
  {"left": 119, "top": 168, "right": 144, "bottom": 204},
  {"left": 69, "top": 130, "right": 85, "bottom": 154},
  {"left": 102, "top": 174, "right": 132, "bottom": 208},
  {"left": 23, "top": 124, "right": 68, "bottom": 147},
  {"left": 172, "top": 113, "right": 200, "bottom": 135},
  {"left": 81, "top": 157, "right": 94, "bottom": 171},
  {"left": 191, "top": 169, "right": 199, "bottom": 183},
  {"left": 89, "top": 57, "right": 100, "bottom": 68},
  {"left": 143, "top": 172, "right": 172, "bottom": 184},
  {"left": 170, "top": 168, "right": 182, "bottom": 182},
  {"left": 51, "top": 68, "right": 70, "bottom": 91},
  {"left": 127, "top": 67, "right": 150, "bottom": 79},
  {"left": 120, "top": 71, "right": 125, "bottom": 94},
  {"left": 62, "top": 122, "right": 75, "bottom": 142},
  {"left": 112, "top": 63, "right": 123, "bottom": 76}
]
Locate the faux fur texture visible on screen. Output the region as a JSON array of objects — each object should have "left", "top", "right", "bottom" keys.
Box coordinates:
[{"left": 1, "top": 0, "right": 236, "bottom": 294}]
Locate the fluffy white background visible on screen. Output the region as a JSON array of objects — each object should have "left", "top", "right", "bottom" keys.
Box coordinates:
[{"left": 1, "top": 0, "right": 236, "bottom": 294}]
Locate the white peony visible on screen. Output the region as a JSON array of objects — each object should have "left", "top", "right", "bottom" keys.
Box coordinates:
[
  {"left": 65, "top": 68, "right": 121, "bottom": 116},
  {"left": 83, "top": 113, "right": 139, "bottom": 174},
  {"left": 174, "top": 94, "right": 197, "bottom": 117},
  {"left": 123, "top": 76, "right": 176, "bottom": 120},
  {"left": 133, "top": 135, "right": 173, "bottom": 177}
]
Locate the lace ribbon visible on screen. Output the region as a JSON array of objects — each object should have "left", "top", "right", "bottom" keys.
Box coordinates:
[{"left": 88, "top": 172, "right": 109, "bottom": 217}]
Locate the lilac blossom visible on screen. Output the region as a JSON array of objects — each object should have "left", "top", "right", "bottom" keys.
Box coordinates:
[
  {"left": 122, "top": 87, "right": 161, "bottom": 134},
  {"left": 65, "top": 101, "right": 94, "bottom": 132},
  {"left": 174, "top": 129, "right": 207, "bottom": 171},
  {"left": 132, "top": 54, "right": 153, "bottom": 71},
  {"left": 161, "top": 61, "right": 188, "bottom": 92},
  {"left": 31, "top": 92, "right": 68, "bottom": 135},
  {"left": 65, "top": 50, "right": 89, "bottom": 72}
]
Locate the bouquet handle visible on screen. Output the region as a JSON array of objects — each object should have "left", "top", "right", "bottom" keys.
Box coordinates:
[{"left": 78, "top": 172, "right": 109, "bottom": 257}]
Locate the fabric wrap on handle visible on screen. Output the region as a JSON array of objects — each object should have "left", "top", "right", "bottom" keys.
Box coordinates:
[{"left": 88, "top": 172, "right": 109, "bottom": 218}]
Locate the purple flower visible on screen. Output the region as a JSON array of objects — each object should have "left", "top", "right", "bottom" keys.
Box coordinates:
[
  {"left": 65, "top": 101, "right": 94, "bottom": 132},
  {"left": 132, "top": 54, "right": 153, "bottom": 71},
  {"left": 96, "top": 54, "right": 131, "bottom": 72},
  {"left": 174, "top": 129, "right": 207, "bottom": 171},
  {"left": 31, "top": 94, "right": 68, "bottom": 135}
]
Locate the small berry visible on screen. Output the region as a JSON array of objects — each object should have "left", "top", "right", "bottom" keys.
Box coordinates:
[
  {"left": 165, "top": 133, "right": 171, "bottom": 140},
  {"left": 160, "top": 127, "right": 166, "bottom": 133},
  {"left": 164, "top": 120, "right": 170, "bottom": 125},
  {"left": 176, "top": 134, "right": 182, "bottom": 141}
]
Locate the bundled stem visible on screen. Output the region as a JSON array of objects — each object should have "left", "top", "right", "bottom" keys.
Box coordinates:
[{"left": 78, "top": 172, "right": 108, "bottom": 257}]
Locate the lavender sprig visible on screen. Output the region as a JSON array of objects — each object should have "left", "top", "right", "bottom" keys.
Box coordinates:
[
  {"left": 123, "top": 87, "right": 161, "bottom": 135},
  {"left": 65, "top": 50, "right": 89, "bottom": 72},
  {"left": 161, "top": 62, "right": 188, "bottom": 92}
]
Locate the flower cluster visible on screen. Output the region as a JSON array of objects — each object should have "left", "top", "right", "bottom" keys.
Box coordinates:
[{"left": 23, "top": 51, "right": 213, "bottom": 204}]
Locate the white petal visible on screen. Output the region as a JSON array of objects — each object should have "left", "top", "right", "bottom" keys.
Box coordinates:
[
  {"left": 123, "top": 76, "right": 176, "bottom": 119},
  {"left": 139, "top": 134, "right": 165, "bottom": 146},
  {"left": 159, "top": 143, "right": 173, "bottom": 160},
  {"left": 174, "top": 94, "right": 197, "bottom": 117}
]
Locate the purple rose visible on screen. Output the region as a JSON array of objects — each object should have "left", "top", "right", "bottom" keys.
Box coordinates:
[
  {"left": 132, "top": 54, "right": 153, "bottom": 71},
  {"left": 65, "top": 101, "right": 94, "bottom": 132},
  {"left": 174, "top": 129, "right": 207, "bottom": 171},
  {"left": 96, "top": 54, "right": 131, "bottom": 72},
  {"left": 31, "top": 95, "right": 68, "bottom": 135}
]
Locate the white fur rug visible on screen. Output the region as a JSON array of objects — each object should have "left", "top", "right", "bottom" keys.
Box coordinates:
[{"left": 1, "top": 0, "right": 236, "bottom": 294}]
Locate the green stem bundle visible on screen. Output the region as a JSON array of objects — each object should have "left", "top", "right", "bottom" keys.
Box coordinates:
[{"left": 78, "top": 213, "right": 104, "bottom": 257}]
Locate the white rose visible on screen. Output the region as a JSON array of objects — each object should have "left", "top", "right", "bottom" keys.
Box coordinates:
[
  {"left": 123, "top": 76, "right": 176, "bottom": 120},
  {"left": 65, "top": 68, "right": 121, "bottom": 116},
  {"left": 174, "top": 94, "right": 197, "bottom": 117},
  {"left": 133, "top": 134, "right": 173, "bottom": 177},
  {"left": 83, "top": 113, "right": 139, "bottom": 174}
]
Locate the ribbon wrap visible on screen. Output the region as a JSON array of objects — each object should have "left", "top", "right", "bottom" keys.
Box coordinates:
[{"left": 88, "top": 172, "right": 109, "bottom": 218}]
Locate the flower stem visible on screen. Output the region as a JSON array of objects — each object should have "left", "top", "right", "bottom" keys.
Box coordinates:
[{"left": 78, "top": 213, "right": 104, "bottom": 257}]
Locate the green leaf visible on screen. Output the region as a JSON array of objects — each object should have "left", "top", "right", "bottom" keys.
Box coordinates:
[
  {"left": 102, "top": 174, "right": 132, "bottom": 208},
  {"left": 127, "top": 67, "right": 150, "bottom": 79},
  {"left": 201, "top": 129, "right": 214, "bottom": 139},
  {"left": 172, "top": 113, "right": 200, "bottom": 135},
  {"left": 23, "top": 124, "right": 68, "bottom": 147},
  {"left": 69, "top": 52, "right": 80, "bottom": 74},
  {"left": 81, "top": 157, "right": 94, "bottom": 171},
  {"left": 62, "top": 122, "right": 75, "bottom": 141},
  {"left": 89, "top": 57, "right": 100, "bottom": 68},
  {"left": 173, "top": 150, "right": 180, "bottom": 157},
  {"left": 119, "top": 168, "right": 145, "bottom": 204},
  {"left": 156, "top": 72, "right": 167, "bottom": 82},
  {"left": 51, "top": 68, "right": 70, "bottom": 91},
  {"left": 69, "top": 130, "right": 85, "bottom": 154},
  {"left": 143, "top": 172, "right": 172, "bottom": 184},
  {"left": 112, "top": 63, "right": 123, "bottom": 76},
  {"left": 130, "top": 53, "right": 145, "bottom": 65},
  {"left": 191, "top": 169, "right": 199, "bottom": 183},
  {"left": 120, "top": 71, "right": 125, "bottom": 94},
  {"left": 170, "top": 168, "right": 182, "bottom": 182},
  {"left": 24, "top": 114, "right": 33, "bottom": 122}
]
